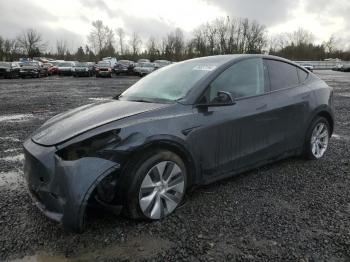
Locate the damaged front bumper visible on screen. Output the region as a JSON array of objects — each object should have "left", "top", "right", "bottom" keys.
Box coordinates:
[{"left": 23, "top": 139, "right": 120, "bottom": 232}]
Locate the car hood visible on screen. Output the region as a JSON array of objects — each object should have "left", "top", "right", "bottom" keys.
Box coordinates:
[{"left": 31, "top": 100, "right": 169, "bottom": 146}]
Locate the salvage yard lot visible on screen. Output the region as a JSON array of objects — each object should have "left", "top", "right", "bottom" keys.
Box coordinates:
[{"left": 0, "top": 72, "right": 349, "bottom": 261}]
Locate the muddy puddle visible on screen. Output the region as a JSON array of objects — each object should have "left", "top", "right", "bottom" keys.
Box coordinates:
[
  {"left": 0, "top": 114, "right": 34, "bottom": 123},
  {"left": 0, "top": 170, "right": 23, "bottom": 189},
  {"left": 1, "top": 154, "right": 24, "bottom": 162},
  {"left": 10, "top": 235, "right": 173, "bottom": 261}
]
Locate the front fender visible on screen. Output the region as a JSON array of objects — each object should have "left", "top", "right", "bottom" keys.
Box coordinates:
[{"left": 54, "top": 157, "right": 120, "bottom": 232}]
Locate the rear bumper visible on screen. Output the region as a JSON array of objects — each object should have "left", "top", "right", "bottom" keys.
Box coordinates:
[
  {"left": 58, "top": 70, "right": 72, "bottom": 75},
  {"left": 23, "top": 139, "right": 120, "bottom": 232},
  {"left": 96, "top": 71, "right": 111, "bottom": 76},
  {"left": 74, "top": 71, "right": 90, "bottom": 76}
]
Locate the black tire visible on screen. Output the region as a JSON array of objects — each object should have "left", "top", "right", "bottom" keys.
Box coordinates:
[
  {"left": 303, "top": 116, "right": 330, "bottom": 160},
  {"left": 121, "top": 149, "right": 187, "bottom": 220}
]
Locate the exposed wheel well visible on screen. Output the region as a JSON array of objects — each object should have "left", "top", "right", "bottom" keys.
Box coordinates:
[
  {"left": 317, "top": 111, "right": 334, "bottom": 135},
  {"left": 125, "top": 141, "right": 197, "bottom": 188}
]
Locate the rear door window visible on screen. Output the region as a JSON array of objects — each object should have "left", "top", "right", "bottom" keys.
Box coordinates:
[{"left": 265, "top": 59, "right": 299, "bottom": 91}]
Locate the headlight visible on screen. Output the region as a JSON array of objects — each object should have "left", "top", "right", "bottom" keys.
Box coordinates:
[
  {"left": 56, "top": 130, "right": 121, "bottom": 161},
  {"left": 85, "top": 68, "right": 88, "bottom": 71},
  {"left": 6, "top": 69, "right": 10, "bottom": 72},
  {"left": 72, "top": 68, "right": 75, "bottom": 72}
]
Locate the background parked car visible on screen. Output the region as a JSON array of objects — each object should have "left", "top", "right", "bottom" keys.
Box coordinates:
[
  {"left": 301, "top": 63, "right": 314, "bottom": 72},
  {"left": 0, "top": 62, "right": 21, "bottom": 79},
  {"left": 154, "top": 60, "right": 171, "bottom": 69},
  {"left": 114, "top": 60, "right": 134, "bottom": 75},
  {"left": 95, "top": 61, "right": 112, "bottom": 77},
  {"left": 102, "top": 57, "right": 117, "bottom": 67},
  {"left": 341, "top": 64, "right": 350, "bottom": 72},
  {"left": 47, "top": 61, "right": 59, "bottom": 75},
  {"left": 72, "top": 62, "right": 93, "bottom": 77},
  {"left": 137, "top": 58, "right": 150, "bottom": 63},
  {"left": 39, "top": 62, "right": 49, "bottom": 77},
  {"left": 134, "top": 62, "right": 155, "bottom": 76},
  {"left": 332, "top": 64, "right": 343, "bottom": 71},
  {"left": 58, "top": 62, "right": 75, "bottom": 76},
  {"left": 19, "top": 61, "right": 43, "bottom": 78}
]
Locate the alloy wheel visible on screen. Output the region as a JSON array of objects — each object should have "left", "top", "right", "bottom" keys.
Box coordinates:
[
  {"left": 138, "top": 161, "right": 185, "bottom": 219},
  {"left": 311, "top": 122, "right": 329, "bottom": 159}
]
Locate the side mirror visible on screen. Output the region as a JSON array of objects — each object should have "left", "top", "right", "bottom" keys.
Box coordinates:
[
  {"left": 215, "top": 91, "right": 235, "bottom": 105},
  {"left": 196, "top": 91, "right": 235, "bottom": 108}
]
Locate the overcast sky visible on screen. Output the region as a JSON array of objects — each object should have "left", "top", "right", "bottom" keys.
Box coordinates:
[{"left": 0, "top": 0, "right": 349, "bottom": 51}]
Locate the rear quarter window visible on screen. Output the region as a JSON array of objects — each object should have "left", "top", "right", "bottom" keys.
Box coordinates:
[
  {"left": 266, "top": 59, "right": 299, "bottom": 91},
  {"left": 297, "top": 68, "right": 309, "bottom": 83}
]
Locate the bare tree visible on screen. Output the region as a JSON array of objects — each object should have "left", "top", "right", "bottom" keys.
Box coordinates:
[
  {"left": 17, "top": 29, "right": 46, "bottom": 57},
  {"left": 129, "top": 32, "right": 142, "bottom": 55},
  {"left": 56, "top": 40, "right": 68, "bottom": 58},
  {"left": 87, "top": 20, "right": 115, "bottom": 58},
  {"left": 116, "top": 28, "right": 125, "bottom": 55},
  {"left": 287, "top": 28, "right": 314, "bottom": 46},
  {"left": 147, "top": 36, "right": 159, "bottom": 59},
  {"left": 4, "top": 39, "right": 20, "bottom": 61},
  {"left": 0, "top": 36, "right": 4, "bottom": 60},
  {"left": 323, "top": 35, "right": 338, "bottom": 54}
]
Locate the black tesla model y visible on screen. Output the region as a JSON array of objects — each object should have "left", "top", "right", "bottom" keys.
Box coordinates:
[{"left": 24, "top": 55, "right": 334, "bottom": 231}]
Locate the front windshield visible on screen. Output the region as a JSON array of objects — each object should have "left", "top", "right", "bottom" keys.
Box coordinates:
[
  {"left": 0, "top": 62, "right": 10, "bottom": 67},
  {"left": 98, "top": 62, "right": 110, "bottom": 67},
  {"left": 75, "top": 63, "right": 87, "bottom": 67},
  {"left": 119, "top": 60, "right": 130, "bottom": 65},
  {"left": 120, "top": 59, "right": 219, "bottom": 102},
  {"left": 140, "top": 63, "right": 153, "bottom": 68}
]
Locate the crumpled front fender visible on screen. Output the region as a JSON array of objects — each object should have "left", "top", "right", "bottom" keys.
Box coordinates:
[{"left": 54, "top": 157, "right": 120, "bottom": 232}]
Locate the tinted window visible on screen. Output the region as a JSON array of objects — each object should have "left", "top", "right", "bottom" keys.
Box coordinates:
[
  {"left": 297, "top": 68, "right": 308, "bottom": 83},
  {"left": 208, "top": 58, "right": 265, "bottom": 101},
  {"left": 266, "top": 60, "right": 299, "bottom": 91}
]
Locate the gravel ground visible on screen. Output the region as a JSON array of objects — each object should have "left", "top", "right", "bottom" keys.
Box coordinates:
[{"left": 0, "top": 72, "right": 349, "bottom": 261}]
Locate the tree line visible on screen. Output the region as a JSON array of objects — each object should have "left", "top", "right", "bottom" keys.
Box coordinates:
[{"left": 1, "top": 16, "right": 350, "bottom": 62}]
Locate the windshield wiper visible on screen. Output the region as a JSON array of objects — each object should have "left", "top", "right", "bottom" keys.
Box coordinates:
[{"left": 129, "top": 99, "right": 153, "bottom": 103}]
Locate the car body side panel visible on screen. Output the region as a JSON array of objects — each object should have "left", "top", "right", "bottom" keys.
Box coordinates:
[
  {"left": 187, "top": 95, "right": 274, "bottom": 178},
  {"left": 266, "top": 84, "right": 312, "bottom": 152}
]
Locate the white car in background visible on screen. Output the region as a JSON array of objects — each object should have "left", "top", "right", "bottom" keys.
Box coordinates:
[
  {"left": 154, "top": 60, "right": 171, "bottom": 69},
  {"left": 301, "top": 63, "right": 314, "bottom": 72}
]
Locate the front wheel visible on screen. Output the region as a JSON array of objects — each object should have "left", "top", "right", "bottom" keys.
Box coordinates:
[
  {"left": 123, "top": 150, "right": 187, "bottom": 220},
  {"left": 304, "top": 116, "right": 330, "bottom": 160}
]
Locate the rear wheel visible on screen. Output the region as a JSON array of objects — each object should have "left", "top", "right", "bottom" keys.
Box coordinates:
[
  {"left": 304, "top": 116, "right": 330, "bottom": 160},
  {"left": 123, "top": 150, "right": 187, "bottom": 220}
]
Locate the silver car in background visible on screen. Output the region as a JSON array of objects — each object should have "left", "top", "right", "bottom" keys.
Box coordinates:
[{"left": 135, "top": 62, "right": 156, "bottom": 76}]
